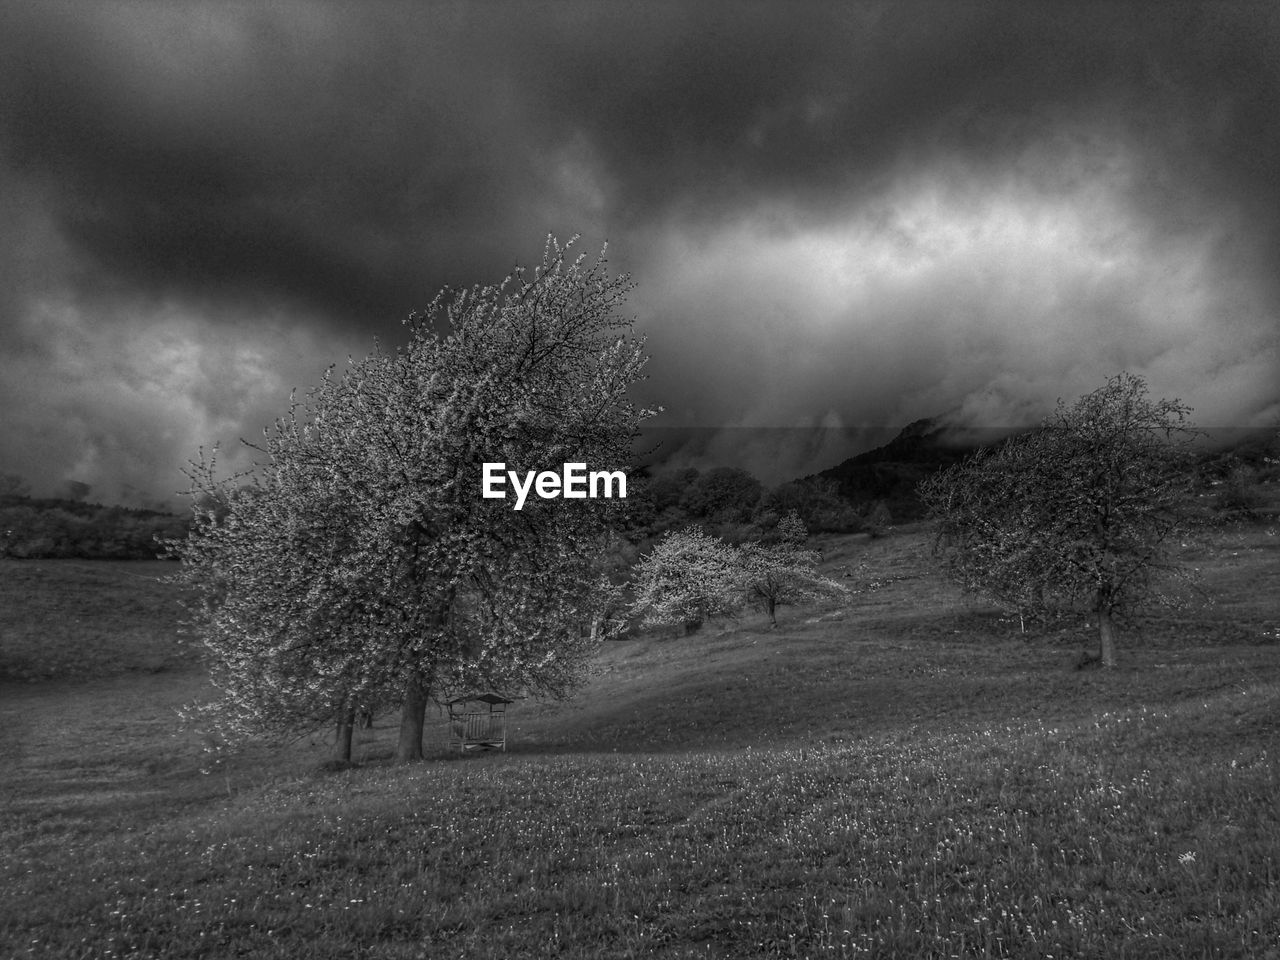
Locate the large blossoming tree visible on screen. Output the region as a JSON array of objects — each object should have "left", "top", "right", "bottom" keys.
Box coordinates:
[{"left": 169, "top": 237, "right": 658, "bottom": 761}]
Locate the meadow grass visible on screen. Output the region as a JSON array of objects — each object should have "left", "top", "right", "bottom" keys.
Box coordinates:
[
  {"left": 0, "top": 559, "right": 189, "bottom": 682},
  {"left": 1, "top": 520, "right": 1278, "bottom": 958}
]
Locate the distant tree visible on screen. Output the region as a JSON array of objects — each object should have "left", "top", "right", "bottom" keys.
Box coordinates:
[
  {"left": 738, "top": 514, "right": 848, "bottom": 626},
  {"left": 648, "top": 468, "right": 699, "bottom": 512},
  {"left": 865, "top": 501, "right": 893, "bottom": 539},
  {"left": 615, "top": 474, "right": 658, "bottom": 534},
  {"left": 167, "top": 237, "right": 657, "bottom": 761},
  {"left": 759, "top": 478, "right": 862, "bottom": 533},
  {"left": 919, "top": 373, "right": 1199, "bottom": 668},
  {"left": 775, "top": 510, "right": 808, "bottom": 547},
  {"left": 592, "top": 530, "right": 642, "bottom": 637},
  {"left": 753, "top": 507, "right": 809, "bottom": 547},
  {"left": 679, "top": 466, "right": 763, "bottom": 522},
  {"left": 630, "top": 527, "right": 743, "bottom": 634}
]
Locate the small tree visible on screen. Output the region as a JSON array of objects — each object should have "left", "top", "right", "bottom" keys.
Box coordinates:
[
  {"left": 865, "top": 501, "right": 893, "bottom": 539},
  {"left": 168, "top": 237, "right": 656, "bottom": 761},
  {"left": 920, "top": 373, "right": 1198, "bottom": 667},
  {"left": 775, "top": 509, "right": 808, "bottom": 547},
  {"left": 738, "top": 515, "right": 848, "bottom": 626},
  {"left": 630, "top": 527, "right": 743, "bottom": 634}
]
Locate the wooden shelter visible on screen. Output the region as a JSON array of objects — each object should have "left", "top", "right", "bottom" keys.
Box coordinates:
[{"left": 446, "top": 693, "right": 512, "bottom": 753}]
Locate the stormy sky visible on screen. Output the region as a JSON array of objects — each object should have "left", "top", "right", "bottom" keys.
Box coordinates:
[{"left": 1, "top": 2, "right": 1278, "bottom": 505}]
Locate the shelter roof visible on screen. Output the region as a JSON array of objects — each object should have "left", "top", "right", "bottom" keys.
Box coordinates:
[{"left": 446, "top": 692, "right": 513, "bottom": 705}]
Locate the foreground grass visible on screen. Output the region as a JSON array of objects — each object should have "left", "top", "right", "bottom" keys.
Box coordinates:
[
  {"left": 2, "top": 521, "right": 1278, "bottom": 958},
  {"left": 5, "top": 691, "right": 1278, "bottom": 959}
]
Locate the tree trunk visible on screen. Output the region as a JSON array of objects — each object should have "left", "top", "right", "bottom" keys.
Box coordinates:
[
  {"left": 1097, "top": 603, "right": 1118, "bottom": 668},
  {"left": 767, "top": 599, "right": 777, "bottom": 627},
  {"left": 396, "top": 674, "right": 428, "bottom": 762},
  {"left": 333, "top": 707, "right": 355, "bottom": 762}
]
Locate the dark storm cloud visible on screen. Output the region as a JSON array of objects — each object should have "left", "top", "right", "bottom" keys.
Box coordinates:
[
  {"left": 7, "top": 3, "right": 1275, "bottom": 317},
  {"left": 0, "top": 2, "right": 1276, "bottom": 501},
  {"left": 542, "top": 5, "right": 1280, "bottom": 230},
  {"left": 0, "top": 3, "right": 544, "bottom": 326}
]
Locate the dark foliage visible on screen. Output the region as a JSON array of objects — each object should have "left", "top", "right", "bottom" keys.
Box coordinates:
[
  {"left": 678, "top": 466, "right": 763, "bottom": 522},
  {"left": 758, "top": 477, "right": 863, "bottom": 533},
  {"left": 0, "top": 494, "right": 188, "bottom": 559}
]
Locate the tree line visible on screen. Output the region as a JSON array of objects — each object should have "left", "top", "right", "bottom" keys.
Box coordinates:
[
  {"left": 0, "top": 492, "right": 189, "bottom": 560},
  {"left": 618, "top": 466, "right": 889, "bottom": 544},
  {"left": 0, "top": 450, "right": 889, "bottom": 566}
]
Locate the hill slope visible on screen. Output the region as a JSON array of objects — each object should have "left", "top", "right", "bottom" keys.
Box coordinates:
[
  {"left": 3, "top": 519, "right": 1279, "bottom": 957},
  {"left": 809, "top": 418, "right": 988, "bottom": 517}
]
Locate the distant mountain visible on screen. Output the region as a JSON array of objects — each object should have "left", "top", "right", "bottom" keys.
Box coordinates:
[
  {"left": 811, "top": 416, "right": 1280, "bottom": 520},
  {"left": 808, "top": 417, "right": 995, "bottom": 519}
]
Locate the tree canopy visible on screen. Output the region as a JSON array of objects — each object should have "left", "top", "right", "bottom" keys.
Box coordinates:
[
  {"left": 919, "top": 372, "right": 1199, "bottom": 667},
  {"left": 678, "top": 466, "right": 763, "bottom": 522},
  {"left": 630, "top": 526, "right": 744, "bottom": 634},
  {"left": 168, "top": 237, "right": 658, "bottom": 760}
]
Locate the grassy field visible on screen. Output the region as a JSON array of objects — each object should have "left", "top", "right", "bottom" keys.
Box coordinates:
[
  {"left": 0, "top": 559, "right": 190, "bottom": 682},
  {"left": 1, "top": 518, "right": 1278, "bottom": 958}
]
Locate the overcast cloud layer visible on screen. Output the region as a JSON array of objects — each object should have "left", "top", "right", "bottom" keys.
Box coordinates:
[{"left": 1, "top": 2, "right": 1277, "bottom": 504}]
